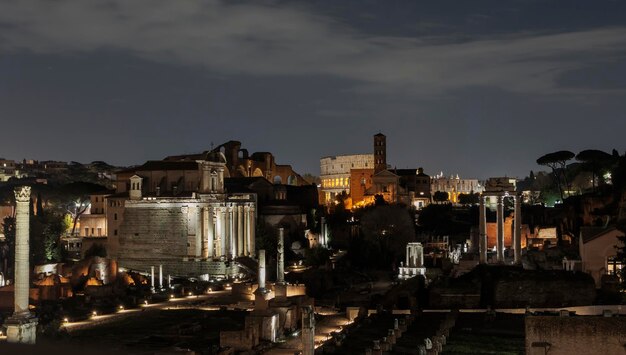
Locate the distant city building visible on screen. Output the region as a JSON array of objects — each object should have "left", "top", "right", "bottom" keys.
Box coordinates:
[
  {"left": 321, "top": 133, "right": 432, "bottom": 209},
  {"left": 366, "top": 133, "right": 431, "bottom": 207},
  {"left": 430, "top": 172, "right": 484, "bottom": 203},
  {"left": 79, "top": 191, "right": 111, "bottom": 238},
  {"left": 0, "top": 159, "right": 20, "bottom": 182},
  {"left": 320, "top": 154, "right": 374, "bottom": 205}
]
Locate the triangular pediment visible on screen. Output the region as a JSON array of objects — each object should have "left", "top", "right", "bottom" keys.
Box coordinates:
[{"left": 373, "top": 169, "right": 399, "bottom": 178}]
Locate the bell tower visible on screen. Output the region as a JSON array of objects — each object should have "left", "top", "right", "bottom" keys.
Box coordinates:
[{"left": 374, "top": 133, "right": 387, "bottom": 173}]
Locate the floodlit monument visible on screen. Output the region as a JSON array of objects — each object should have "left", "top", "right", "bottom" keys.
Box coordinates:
[
  {"left": 4, "top": 186, "right": 38, "bottom": 344},
  {"left": 398, "top": 242, "right": 425, "bottom": 279},
  {"left": 479, "top": 178, "right": 522, "bottom": 264},
  {"left": 116, "top": 153, "right": 256, "bottom": 278}
]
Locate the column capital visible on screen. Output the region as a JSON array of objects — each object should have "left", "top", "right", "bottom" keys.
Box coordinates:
[{"left": 14, "top": 186, "right": 31, "bottom": 203}]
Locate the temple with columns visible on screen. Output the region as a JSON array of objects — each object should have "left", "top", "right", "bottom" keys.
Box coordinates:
[{"left": 115, "top": 152, "right": 256, "bottom": 278}]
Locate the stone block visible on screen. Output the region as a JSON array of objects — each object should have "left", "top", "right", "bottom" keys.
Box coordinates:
[{"left": 5, "top": 316, "right": 38, "bottom": 344}]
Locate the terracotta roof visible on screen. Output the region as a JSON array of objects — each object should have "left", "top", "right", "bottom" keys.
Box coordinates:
[{"left": 580, "top": 226, "right": 618, "bottom": 244}]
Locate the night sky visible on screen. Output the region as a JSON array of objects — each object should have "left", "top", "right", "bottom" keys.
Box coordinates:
[{"left": 1, "top": 0, "right": 626, "bottom": 179}]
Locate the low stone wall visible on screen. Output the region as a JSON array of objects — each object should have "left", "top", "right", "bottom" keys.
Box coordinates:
[
  {"left": 494, "top": 277, "right": 595, "bottom": 308},
  {"left": 525, "top": 315, "right": 626, "bottom": 355}
]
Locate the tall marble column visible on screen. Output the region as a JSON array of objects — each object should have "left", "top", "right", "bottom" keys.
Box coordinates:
[
  {"left": 229, "top": 207, "right": 236, "bottom": 258},
  {"left": 406, "top": 245, "right": 411, "bottom": 268},
  {"left": 219, "top": 208, "right": 226, "bottom": 258},
  {"left": 277, "top": 228, "right": 285, "bottom": 284},
  {"left": 194, "top": 207, "right": 202, "bottom": 259},
  {"left": 416, "top": 243, "right": 424, "bottom": 267},
  {"left": 208, "top": 207, "right": 215, "bottom": 259},
  {"left": 202, "top": 207, "right": 210, "bottom": 259},
  {"left": 13, "top": 187, "right": 30, "bottom": 317},
  {"left": 479, "top": 196, "right": 487, "bottom": 264},
  {"left": 245, "top": 207, "right": 256, "bottom": 255},
  {"left": 243, "top": 206, "right": 249, "bottom": 256},
  {"left": 514, "top": 195, "right": 522, "bottom": 264},
  {"left": 237, "top": 206, "right": 244, "bottom": 257},
  {"left": 496, "top": 196, "right": 504, "bottom": 263},
  {"left": 159, "top": 264, "right": 163, "bottom": 290},
  {"left": 5, "top": 186, "right": 37, "bottom": 344}
]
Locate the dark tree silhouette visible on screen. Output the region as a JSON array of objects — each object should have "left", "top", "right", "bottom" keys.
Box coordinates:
[
  {"left": 433, "top": 191, "right": 449, "bottom": 204},
  {"left": 576, "top": 149, "right": 614, "bottom": 192},
  {"left": 537, "top": 150, "right": 575, "bottom": 202}
]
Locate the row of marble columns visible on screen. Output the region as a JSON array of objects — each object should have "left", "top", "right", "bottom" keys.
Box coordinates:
[
  {"left": 406, "top": 242, "right": 424, "bottom": 268},
  {"left": 478, "top": 194, "right": 522, "bottom": 264},
  {"left": 196, "top": 205, "right": 255, "bottom": 260}
]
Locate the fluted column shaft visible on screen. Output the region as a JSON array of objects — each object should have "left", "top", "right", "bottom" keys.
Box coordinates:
[
  {"left": 220, "top": 208, "right": 226, "bottom": 257},
  {"left": 13, "top": 186, "right": 31, "bottom": 317},
  {"left": 237, "top": 207, "right": 244, "bottom": 257},
  {"left": 248, "top": 208, "right": 256, "bottom": 255}
]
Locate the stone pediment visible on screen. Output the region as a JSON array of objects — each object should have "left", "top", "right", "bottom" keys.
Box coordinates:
[{"left": 373, "top": 169, "right": 399, "bottom": 178}]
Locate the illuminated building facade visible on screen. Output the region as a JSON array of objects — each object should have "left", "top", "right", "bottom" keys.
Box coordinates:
[
  {"left": 430, "top": 172, "right": 484, "bottom": 203},
  {"left": 110, "top": 152, "right": 257, "bottom": 278},
  {"left": 320, "top": 153, "right": 374, "bottom": 205}
]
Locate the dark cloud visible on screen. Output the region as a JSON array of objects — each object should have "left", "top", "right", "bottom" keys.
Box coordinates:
[{"left": 0, "top": 0, "right": 625, "bottom": 179}]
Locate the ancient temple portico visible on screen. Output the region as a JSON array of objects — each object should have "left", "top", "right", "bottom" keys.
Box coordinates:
[{"left": 478, "top": 178, "right": 522, "bottom": 264}]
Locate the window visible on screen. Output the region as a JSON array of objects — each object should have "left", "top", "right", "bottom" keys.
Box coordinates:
[
  {"left": 97, "top": 228, "right": 102, "bottom": 236},
  {"left": 85, "top": 228, "right": 89, "bottom": 236},
  {"left": 114, "top": 213, "right": 118, "bottom": 221},
  {"left": 114, "top": 229, "right": 118, "bottom": 236},
  {"left": 608, "top": 257, "right": 624, "bottom": 280}
]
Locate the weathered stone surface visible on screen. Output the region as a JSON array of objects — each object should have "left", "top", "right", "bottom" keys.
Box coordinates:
[{"left": 526, "top": 316, "right": 626, "bottom": 355}]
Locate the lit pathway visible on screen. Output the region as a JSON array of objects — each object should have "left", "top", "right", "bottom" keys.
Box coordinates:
[
  {"left": 265, "top": 309, "right": 351, "bottom": 355},
  {"left": 61, "top": 290, "right": 229, "bottom": 333}
]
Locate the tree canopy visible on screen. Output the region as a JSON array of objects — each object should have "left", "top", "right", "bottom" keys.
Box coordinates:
[{"left": 536, "top": 150, "right": 575, "bottom": 202}]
